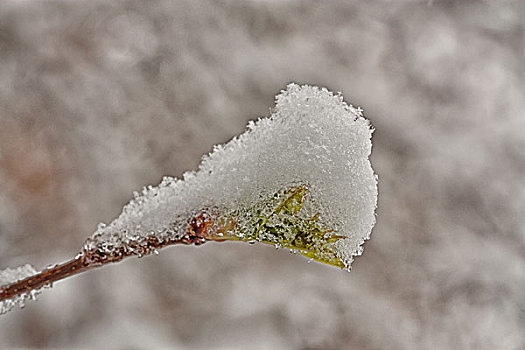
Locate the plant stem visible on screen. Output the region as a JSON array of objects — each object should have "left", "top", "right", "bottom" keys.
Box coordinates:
[
  {"left": 0, "top": 257, "right": 91, "bottom": 301},
  {"left": 0, "top": 232, "right": 212, "bottom": 303}
]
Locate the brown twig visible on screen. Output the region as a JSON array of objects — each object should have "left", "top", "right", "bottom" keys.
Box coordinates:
[
  {"left": 1, "top": 213, "right": 220, "bottom": 303},
  {"left": 1, "top": 257, "right": 91, "bottom": 301}
]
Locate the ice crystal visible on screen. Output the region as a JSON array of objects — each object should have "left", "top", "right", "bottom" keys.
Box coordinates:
[
  {"left": 83, "top": 83, "right": 377, "bottom": 269},
  {"left": 0, "top": 264, "right": 42, "bottom": 315}
]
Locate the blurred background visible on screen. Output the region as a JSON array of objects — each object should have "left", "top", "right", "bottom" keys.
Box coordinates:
[{"left": 1, "top": 0, "right": 524, "bottom": 349}]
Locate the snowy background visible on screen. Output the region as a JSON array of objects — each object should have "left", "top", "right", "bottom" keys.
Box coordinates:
[{"left": 1, "top": 1, "right": 524, "bottom": 349}]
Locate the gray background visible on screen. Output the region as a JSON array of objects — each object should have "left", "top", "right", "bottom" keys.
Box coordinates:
[{"left": 1, "top": 1, "right": 524, "bottom": 349}]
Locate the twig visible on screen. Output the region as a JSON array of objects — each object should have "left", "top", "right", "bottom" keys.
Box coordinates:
[
  {"left": 1, "top": 215, "right": 216, "bottom": 303},
  {"left": 1, "top": 257, "right": 90, "bottom": 301}
]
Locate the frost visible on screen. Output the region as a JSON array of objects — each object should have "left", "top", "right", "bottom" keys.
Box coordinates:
[
  {"left": 0, "top": 264, "right": 43, "bottom": 315},
  {"left": 83, "top": 83, "right": 377, "bottom": 270},
  {"left": 0, "top": 264, "right": 37, "bottom": 287}
]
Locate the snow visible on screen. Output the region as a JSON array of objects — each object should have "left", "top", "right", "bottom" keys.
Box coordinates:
[{"left": 83, "top": 84, "right": 377, "bottom": 269}]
